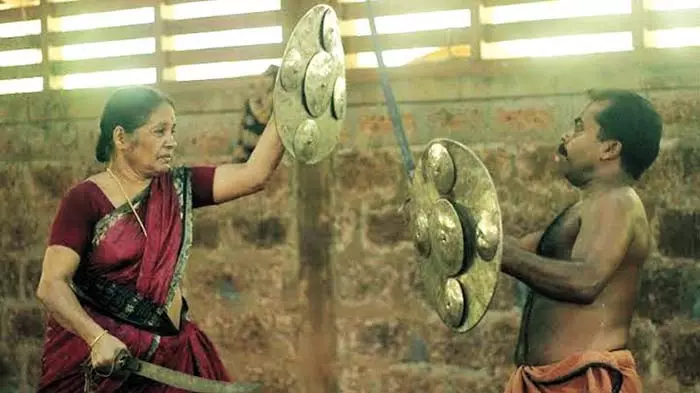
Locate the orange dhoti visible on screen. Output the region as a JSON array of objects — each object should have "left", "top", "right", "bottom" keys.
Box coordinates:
[{"left": 504, "top": 350, "right": 643, "bottom": 393}]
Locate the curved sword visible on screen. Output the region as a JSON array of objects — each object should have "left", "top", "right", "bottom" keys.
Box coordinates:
[
  {"left": 364, "top": 0, "right": 416, "bottom": 181},
  {"left": 110, "top": 350, "right": 262, "bottom": 393}
]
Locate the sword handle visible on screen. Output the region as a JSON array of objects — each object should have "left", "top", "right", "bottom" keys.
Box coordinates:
[{"left": 114, "top": 349, "right": 139, "bottom": 373}]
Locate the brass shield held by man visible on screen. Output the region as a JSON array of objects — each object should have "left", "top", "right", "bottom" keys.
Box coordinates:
[
  {"left": 273, "top": 4, "right": 347, "bottom": 164},
  {"left": 405, "top": 138, "right": 503, "bottom": 333}
]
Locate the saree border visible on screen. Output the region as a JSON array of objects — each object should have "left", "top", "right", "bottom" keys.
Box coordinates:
[
  {"left": 164, "top": 166, "right": 193, "bottom": 310},
  {"left": 92, "top": 187, "right": 150, "bottom": 248}
]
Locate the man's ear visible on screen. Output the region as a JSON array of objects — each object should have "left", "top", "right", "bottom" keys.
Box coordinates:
[{"left": 600, "top": 139, "right": 622, "bottom": 161}]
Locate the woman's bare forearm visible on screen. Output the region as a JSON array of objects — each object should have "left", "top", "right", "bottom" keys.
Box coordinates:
[{"left": 37, "top": 279, "right": 105, "bottom": 345}]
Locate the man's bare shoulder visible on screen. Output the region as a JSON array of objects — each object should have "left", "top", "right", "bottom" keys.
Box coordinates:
[
  {"left": 583, "top": 186, "right": 644, "bottom": 218},
  {"left": 582, "top": 186, "right": 651, "bottom": 258}
]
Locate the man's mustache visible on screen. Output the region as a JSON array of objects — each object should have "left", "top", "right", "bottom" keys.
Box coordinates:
[{"left": 558, "top": 144, "right": 568, "bottom": 157}]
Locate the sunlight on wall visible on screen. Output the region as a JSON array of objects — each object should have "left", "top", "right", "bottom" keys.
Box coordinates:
[
  {"left": 0, "top": 20, "right": 41, "bottom": 38},
  {"left": 162, "top": 0, "right": 281, "bottom": 20},
  {"left": 0, "top": 0, "right": 38, "bottom": 10},
  {"left": 0, "top": 49, "right": 42, "bottom": 66},
  {"left": 167, "top": 58, "right": 281, "bottom": 81},
  {"left": 52, "top": 68, "right": 157, "bottom": 90},
  {"left": 0, "top": 77, "right": 43, "bottom": 95},
  {"left": 49, "top": 7, "right": 155, "bottom": 32},
  {"left": 481, "top": 0, "right": 631, "bottom": 25},
  {"left": 348, "top": 47, "right": 440, "bottom": 68},
  {"left": 646, "top": 27, "right": 700, "bottom": 47},
  {"left": 49, "top": 38, "right": 156, "bottom": 61},
  {"left": 644, "top": 0, "right": 700, "bottom": 10},
  {"left": 412, "top": 45, "right": 471, "bottom": 63},
  {"left": 164, "top": 26, "right": 283, "bottom": 51},
  {"left": 1, "top": 0, "right": 699, "bottom": 94},
  {"left": 482, "top": 32, "right": 634, "bottom": 59},
  {"left": 340, "top": 10, "right": 470, "bottom": 36}
]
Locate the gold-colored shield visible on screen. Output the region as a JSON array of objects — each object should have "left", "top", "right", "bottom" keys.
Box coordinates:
[
  {"left": 405, "top": 138, "right": 503, "bottom": 333},
  {"left": 273, "top": 5, "right": 346, "bottom": 164}
]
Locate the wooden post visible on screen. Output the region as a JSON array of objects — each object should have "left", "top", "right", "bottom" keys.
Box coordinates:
[
  {"left": 470, "top": 0, "right": 483, "bottom": 60},
  {"left": 281, "top": 1, "right": 341, "bottom": 392},
  {"left": 39, "top": 0, "right": 51, "bottom": 91},
  {"left": 154, "top": 0, "right": 166, "bottom": 86},
  {"left": 294, "top": 158, "right": 337, "bottom": 393},
  {"left": 630, "top": 0, "right": 645, "bottom": 51}
]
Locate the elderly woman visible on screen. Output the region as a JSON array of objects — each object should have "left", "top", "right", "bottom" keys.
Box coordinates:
[{"left": 35, "top": 85, "right": 284, "bottom": 392}]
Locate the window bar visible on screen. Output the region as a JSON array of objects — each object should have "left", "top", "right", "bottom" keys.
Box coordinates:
[{"left": 155, "top": 1, "right": 166, "bottom": 85}]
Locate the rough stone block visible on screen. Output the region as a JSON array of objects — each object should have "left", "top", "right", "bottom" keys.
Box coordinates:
[
  {"left": 429, "top": 311, "right": 520, "bottom": 370},
  {"left": 234, "top": 362, "right": 299, "bottom": 393},
  {"left": 0, "top": 164, "right": 43, "bottom": 252},
  {"left": 637, "top": 146, "right": 700, "bottom": 213},
  {"left": 0, "top": 344, "right": 21, "bottom": 387},
  {"left": 658, "top": 318, "right": 700, "bottom": 386},
  {"left": 366, "top": 206, "right": 410, "bottom": 246},
  {"left": 223, "top": 314, "right": 271, "bottom": 355},
  {"left": 628, "top": 317, "right": 656, "bottom": 376},
  {"left": 490, "top": 275, "right": 518, "bottom": 311},
  {"left": 332, "top": 206, "right": 361, "bottom": 254},
  {"left": 636, "top": 260, "right": 700, "bottom": 323},
  {"left": 173, "top": 114, "right": 240, "bottom": 158},
  {"left": 27, "top": 162, "right": 79, "bottom": 198},
  {"left": 191, "top": 303, "right": 293, "bottom": 357},
  {"left": 491, "top": 145, "right": 578, "bottom": 238},
  {"left": 676, "top": 144, "right": 700, "bottom": 179},
  {"left": 339, "top": 310, "right": 519, "bottom": 372},
  {"left": 262, "top": 165, "right": 290, "bottom": 196},
  {"left": 0, "top": 125, "right": 33, "bottom": 160},
  {"left": 185, "top": 247, "right": 293, "bottom": 305},
  {"left": 6, "top": 306, "right": 45, "bottom": 341},
  {"left": 475, "top": 146, "right": 514, "bottom": 184},
  {"left": 335, "top": 248, "right": 399, "bottom": 306},
  {"left": 495, "top": 106, "right": 555, "bottom": 133},
  {"left": 0, "top": 258, "right": 21, "bottom": 299},
  {"left": 333, "top": 150, "right": 407, "bottom": 205},
  {"left": 167, "top": 87, "right": 248, "bottom": 114},
  {"left": 353, "top": 319, "right": 414, "bottom": 360},
  {"left": 28, "top": 122, "right": 82, "bottom": 161},
  {"left": 22, "top": 258, "right": 43, "bottom": 301},
  {"left": 230, "top": 216, "right": 288, "bottom": 248},
  {"left": 654, "top": 95, "right": 700, "bottom": 125},
  {"left": 192, "top": 215, "right": 221, "bottom": 249},
  {"left": 657, "top": 210, "right": 700, "bottom": 259},
  {"left": 338, "top": 365, "right": 382, "bottom": 393},
  {"left": 346, "top": 363, "right": 512, "bottom": 393},
  {"left": 0, "top": 94, "right": 30, "bottom": 123},
  {"left": 383, "top": 246, "right": 432, "bottom": 309},
  {"left": 641, "top": 377, "right": 683, "bottom": 393},
  {"left": 24, "top": 342, "right": 43, "bottom": 390}
]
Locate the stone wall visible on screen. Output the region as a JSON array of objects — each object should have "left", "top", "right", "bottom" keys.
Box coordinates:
[{"left": 0, "top": 80, "right": 698, "bottom": 393}]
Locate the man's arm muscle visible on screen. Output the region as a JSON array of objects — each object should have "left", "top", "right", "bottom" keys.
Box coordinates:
[{"left": 501, "top": 192, "right": 635, "bottom": 304}]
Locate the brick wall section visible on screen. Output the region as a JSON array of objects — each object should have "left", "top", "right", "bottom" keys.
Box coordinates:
[{"left": 0, "top": 87, "right": 699, "bottom": 392}]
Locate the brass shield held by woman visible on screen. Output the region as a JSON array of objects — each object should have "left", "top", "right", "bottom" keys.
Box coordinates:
[{"left": 273, "top": 4, "right": 347, "bottom": 165}]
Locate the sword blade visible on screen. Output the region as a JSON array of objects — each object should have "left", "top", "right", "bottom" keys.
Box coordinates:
[
  {"left": 123, "top": 356, "right": 261, "bottom": 393},
  {"left": 364, "top": 0, "right": 416, "bottom": 181}
]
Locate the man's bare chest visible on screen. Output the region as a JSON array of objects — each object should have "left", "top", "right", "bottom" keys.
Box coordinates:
[{"left": 538, "top": 207, "right": 582, "bottom": 259}]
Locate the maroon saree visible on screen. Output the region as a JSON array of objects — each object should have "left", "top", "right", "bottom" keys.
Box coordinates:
[{"left": 38, "top": 166, "right": 231, "bottom": 392}]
